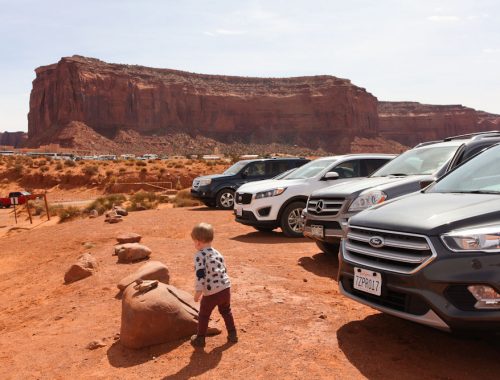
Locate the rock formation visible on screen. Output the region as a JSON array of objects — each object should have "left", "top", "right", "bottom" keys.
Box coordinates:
[
  {"left": 27, "top": 56, "right": 378, "bottom": 153},
  {"left": 0, "top": 132, "right": 28, "bottom": 148}
]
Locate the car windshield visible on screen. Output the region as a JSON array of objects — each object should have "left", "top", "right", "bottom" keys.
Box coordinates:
[
  {"left": 371, "top": 145, "right": 459, "bottom": 177},
  {"left": 223, "top": 161, "right": 249, "bottom": 175},
  {"left": 273, "top": 168, "right": 296, "bottom": 180},
  {"left": 428, "top": 144, "right": 500, "bottom": 194},
  {"left": 284, "top": 159, "right": 337, "bottom": 179}
]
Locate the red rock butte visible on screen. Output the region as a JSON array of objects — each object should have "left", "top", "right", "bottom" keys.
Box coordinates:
[{"left": 26, "top": 55, "right": 500, "bottom": 153}]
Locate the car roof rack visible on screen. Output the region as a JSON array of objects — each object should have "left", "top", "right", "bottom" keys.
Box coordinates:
[{"left": 443, "top": 130, "right": 500, "bottom": 141}]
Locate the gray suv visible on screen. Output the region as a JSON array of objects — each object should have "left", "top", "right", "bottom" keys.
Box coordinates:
[
  {"left": 338, "top": 143, "right": 500, "bottom": 332},
  {"left": 303, "top": 132, "right": 500, "bottom": 254}
]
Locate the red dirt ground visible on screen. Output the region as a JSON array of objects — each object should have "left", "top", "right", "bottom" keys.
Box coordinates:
[{"left": 0, "top": 206, "right": 499, "bottom": 379}]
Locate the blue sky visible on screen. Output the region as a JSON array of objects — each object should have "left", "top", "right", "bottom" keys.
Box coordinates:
[{"left": 1, "top": 0, "right": 499, "bottom": 132}]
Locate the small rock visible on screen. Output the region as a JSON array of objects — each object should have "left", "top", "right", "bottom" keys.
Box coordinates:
[
  {"left": 105, "top": 215, "right": 123, "bottom": 224},
  {"left": 114, "top": 206, "right": 128, "bottom": 216},
  {"left": 64, "top": 253, "right": 98, "bottom": 284},
  {"left": 88, "top": 209, "right": 98, "bottom": 218},
  {"left": 116, "top": 232, "right": 142, "bottom": 244},
  {"left": 115, "top": 243, "right": 152, "bottom": 263},
  {"left": 319, "top": 314, "right": 327, "bottom": 320},
  {"left": 303, "top": 278, "right": 308, "bottom": 282},
  {"left": 86, "top": 340, "right": 107, "bottom": 350}
]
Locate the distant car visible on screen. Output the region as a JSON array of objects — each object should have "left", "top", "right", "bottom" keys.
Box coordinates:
[
  {"left": 191, "top": 157, "right": 310, "bottom": 209},
  {"left": 0, "top": 191, "right": 36, "bottom": 208}
]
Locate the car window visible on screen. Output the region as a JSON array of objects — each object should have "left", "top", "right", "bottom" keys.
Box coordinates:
[
  {"left": 362, "top": 159, "right": 391, "bottom": 176},
  {"left": 330, "top": 160, "right": 360, "bottom": 178},
  {"left": 269, "top": 161, "right": 290, "bottom": 176},
  {"left": 285, "top": 159, "right": 337, "bottom": 179},
  {"left": 243, "top": 162, "right": 266, "bottom": 177},
  {"left": 223, "top": 161, "right": 248, "bottom": 175}
]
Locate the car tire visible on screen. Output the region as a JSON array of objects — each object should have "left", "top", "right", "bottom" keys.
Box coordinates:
[
  {"left": 216, "top": 189, "right": 235, "bottom": 210},
  {"left": 254, "top": 227, "right": 274, "bottom": 233},
  {"left": 315, "top": 240, "right": 340, "bottom": 255},
  {"left": 280, "top": 201, "right": 306, "bottom": 237}
]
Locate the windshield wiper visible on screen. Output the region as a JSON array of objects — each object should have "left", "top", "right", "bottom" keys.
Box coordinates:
[
  {"left": 452, "top": 190, "right": 500, "bottom": 194},
  {"left": 387, "top": 173, "right": 408, "bottom": 177}
]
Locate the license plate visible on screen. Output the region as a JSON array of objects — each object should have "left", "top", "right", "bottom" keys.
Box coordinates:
[
  {"left": 236, "top": 206, "right": 243, "bottom": 217},
  {"left": 353, "top": 267, "right": 382, "bottom": 296},
  {"left": 310, "top": 224, "right": 324, "bottom": 238}
]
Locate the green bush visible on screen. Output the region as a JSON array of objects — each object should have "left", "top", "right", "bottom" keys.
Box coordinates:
[
  {"left": 127, "top": 191, "right": 159, "bottom": 211},
  {"left": 57, "top": 206, "right": 82, "bottom": 223},
  {"left": 85, "top": 194, "right": 126, "bottom": 215}
]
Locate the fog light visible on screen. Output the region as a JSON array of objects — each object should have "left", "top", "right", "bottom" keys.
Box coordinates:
[{"left": 467, "top": 285, "right": 500, "bottom": 309}]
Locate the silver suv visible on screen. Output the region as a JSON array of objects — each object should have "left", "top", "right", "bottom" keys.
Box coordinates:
[{"left": 303, "top": 131, "right": 500, "bottom": 254}]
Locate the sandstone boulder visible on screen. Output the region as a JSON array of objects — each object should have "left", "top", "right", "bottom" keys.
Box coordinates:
[
  {"left": 105, "top": 214, "right": 123, "bottom": 224},
  {"left": 64, "top": 253, "right": 98, "bottom": 283},
  {"left": 115, "top": 243, "right": 151, "bottom": 263},
  {"left": 116, "top": 232, "right": 142, "bottom": 244},
  {"left": 114, "top": 206, "right": 128, "bottom": 216},
  {"left": 120, "top": 283, "right": 221, "bottom": 349},
  {"left": 117, "top": 261, "right": 169, "bottom": 291}
]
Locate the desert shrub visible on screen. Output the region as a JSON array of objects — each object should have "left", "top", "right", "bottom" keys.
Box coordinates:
[
  {"left": 125, "top": 161, "right": 134, "bottom": 166},
  {"left": 105, "top": 169, "right": 114, "bottom": 177},
  {"left": 127, "top": 191, "right": 159, "bottom": 211},
  {"left": 57, "top": 206, "right": 82, "bottom": 223},
  {"left": 64, "top": 160, "right": 76, "bottom": 167},
  {"left": 78, "top": 161, "right": 85, "bottom": 165},
  {"left": 159, "top": 168, "right": 166, "bottom": 174},
  {"left": 55, "top": 162, "right": 63, "bottom": 171},
  {"left": 135, "top": 161, "right": 147, "bottom": 167},
  {"left": 174, "top": 163, "right": 184, "bottom": 168},
  {"left": 38, "top": 159, "right": 47, "bottom": 166},
  {"left": 83, "top": 165, "right": 99, "bottom": 176},
  {"left": 172, "top": 189, "right": 202, "bottom": 208},
  {"left": 28, "top": 199, "right": 46, "bottom": 216},
  {"left": 140, "top": 168, "right": 147, "bottom": 175},
  {"left": 119, "top": 167, "right": 126, "bottom": 174},
  {"left": 39, "top": 165, "right": 49, "bottom": 173},
  {"left": 13, "top": 163, "right": 24, "bottom": 176},
  {"left": 85, "top": 193, "right": 126, "bottom": 215}
]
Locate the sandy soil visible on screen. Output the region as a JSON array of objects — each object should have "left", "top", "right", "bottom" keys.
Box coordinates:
[{"left": 0, "top": 206, "right": 499, "bottom": 380}]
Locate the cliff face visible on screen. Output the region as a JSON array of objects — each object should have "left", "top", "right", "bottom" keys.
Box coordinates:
[
  {"left": 378, "top": 102, "right": 500, "bottom": 146},
  {"left": 28, "top": 56, "right": 379, "bottom": 152},
  {"left": 0, "top": 131, "right": 28, "bottom": 148}
]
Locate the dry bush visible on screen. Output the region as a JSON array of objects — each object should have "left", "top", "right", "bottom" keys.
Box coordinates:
[
  {"left": 56, "top": 206, "right": 82, "bottom": 223},
  {"left": 39, "top": 165, "right": 49, "bottom": 173},
  {"left": 105, "top": 170, "right": 114, "bottom": 177},
  {"left": 172, "top": 189, "right": 202, "bottom": 208},
  {"left": 65, "top": 160, "right": 76, "bottom": 167},
  {"left": 135, "top": 161, "right": 147, "bottom": 167},
  {"left": 85, "top": 193, "right": 126, "bottom": 215},
  {"left": 127, "top": 191, "right": 160, "bottom": 211},
  {"left": 119, "top": 167, "right": 126, "bottom": 174},
  {"left": 83, "top": 165, "right": 99, "bottom": 176},
  {"left": 55, "top": 163, "right": 63, "bottom": 171}
]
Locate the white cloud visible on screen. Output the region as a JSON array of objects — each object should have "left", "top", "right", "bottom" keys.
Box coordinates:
[
  {"left": 203, "top": 29, "right": 246, "bottom": 37},
  {"left": 483, "top": 48, "right": 500, "bottom": 54},
  {"left": 427, "top": 15, "right": 460, "bottom": 22}
]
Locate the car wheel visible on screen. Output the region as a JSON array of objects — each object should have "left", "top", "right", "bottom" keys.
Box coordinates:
[
  {"left": 315, "top": 240, "right": 340, "bottom": 255},
  {"left": 254, "top": 227, "right": 274, "bottom": 233},
  {"left": 280, "top": 201, "right": 306, "bottom": 237},
  {"left": 216, "top": 189, "right": 235, "bottom": 210}
]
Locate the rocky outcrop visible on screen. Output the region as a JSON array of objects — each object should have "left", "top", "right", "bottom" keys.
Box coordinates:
[
  {"left": 27, "top": 56, "right": 379, "bottom": 153},
  {"left": 0, "top": 132, "right": 28, "bottom": 148},
  {"left": 378, "top": 102, "right": 500, "bottom": 147}
]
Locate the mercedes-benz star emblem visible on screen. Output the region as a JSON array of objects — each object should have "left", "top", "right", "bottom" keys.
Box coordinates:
[
  {"left": 369, "top": 236, "right": 385, "bottom": 248},
  {"left": 315, "top": 200, "right": 324, "bottom": 213}
]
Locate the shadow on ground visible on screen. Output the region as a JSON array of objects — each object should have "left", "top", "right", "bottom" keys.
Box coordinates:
[
  {"left": 107, "top": 339, "right": 184, "bottom": 368},
  {"left": 162, "top": 342, "right": 233, "bottom": 379},
  {"left": 230, "top": 231, "right": 309, "bottom": 245},
  {"left": 298, "top": 253, "right": 339, "bottom": 279},
  {"left": 337, "top": 313, "right": 500, "bottom": 380}
]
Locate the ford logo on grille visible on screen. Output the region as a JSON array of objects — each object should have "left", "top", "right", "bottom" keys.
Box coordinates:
[
  {"left": 315, "top": 200, "right": 324, "bottom": 213},
  {"left": 369, "top": 236, "right": 384, "bottom": 248}
]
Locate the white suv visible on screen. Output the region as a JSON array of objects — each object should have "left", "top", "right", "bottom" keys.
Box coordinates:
[{"left": 233, "top": 154, "right": 395, "bottom": 237}]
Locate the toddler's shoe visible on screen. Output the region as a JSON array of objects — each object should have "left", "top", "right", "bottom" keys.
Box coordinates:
[
  {"left": 227, "top": 330, "right": 238, "bottom": 343},
  {"left": 190, "top": 335, "right": 205, "bottom": 348}
]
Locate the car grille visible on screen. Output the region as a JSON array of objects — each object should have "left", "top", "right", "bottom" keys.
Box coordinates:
[
  {"left": 235, "top": 192, "right": 252, "bottom": 204},
  {"left": 307, "top": 197, "right": 345, "bottom": 216},
  {"left": 343, "top": 226, "right": 435, "bottom": 274}
]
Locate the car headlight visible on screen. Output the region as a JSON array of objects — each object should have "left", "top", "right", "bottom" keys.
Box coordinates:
[
  {"left": 348, "top": 190, "right": 387, "bottom": 212},
  {"left": 198, "top": 178, "right": 212, "bottom": 186},
  {"left": 441, "top": 224, "right": 500, "bottom": 252},
  {"left": 255, "top": 188, "right": 287, "bottom": 199}
]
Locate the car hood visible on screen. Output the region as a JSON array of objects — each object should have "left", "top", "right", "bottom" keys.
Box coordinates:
[
  {"left": 237, "top": 178, "right": 306, "bottom": 193},
  {"left": 311, "top": 175, "right": 434, "bottom": 198},
  {"left": 195, "top": 174, "right": 231, "bottom": 181},
  {"left": 350, "top": 192, "right": 500, "bottom": 235}
]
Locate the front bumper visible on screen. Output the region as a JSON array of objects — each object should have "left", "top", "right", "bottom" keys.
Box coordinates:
[
  {"left": 234, "top": 210, "right": 278, "bottom": 228},
  {"left": 338, "top": 240, "right": 500, "bottom": 332},
  {"left": 302, "top": 211, "right": 352, "bottom": 243},
  {"left": 190, "top": 187, "right": 216, "bottom": 201}
]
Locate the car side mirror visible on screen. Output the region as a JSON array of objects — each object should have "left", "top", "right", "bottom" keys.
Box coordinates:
[
  {"left": 324, "top": 172, "right": 340, "bottom": 180},
  {"left": 419, "top": 179, "right": 434, "bottom": 189}
]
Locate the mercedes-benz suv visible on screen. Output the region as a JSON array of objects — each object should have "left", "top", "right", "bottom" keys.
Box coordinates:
[
  {"left": 303, "top": 132, "right": 500, "bottom": 254},
  {"left": 338, "top": 142, "right": 500, "bottom": 332}
]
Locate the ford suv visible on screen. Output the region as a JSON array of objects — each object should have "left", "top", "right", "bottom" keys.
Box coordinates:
[
  {"left": 191, "top": 157, "right": 308, "bottom": 209},
  {"left": 338, "top": 143, "right": 500, "bottom": 332},
  {"left": 303, "top": 132, "right": 500, "bottom": 254},
  {"left": 234, "top": 154, "right": 394, "bottom": 236}
]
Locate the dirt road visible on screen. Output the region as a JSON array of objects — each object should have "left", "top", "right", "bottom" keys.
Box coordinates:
[{"left": 0, "top": 207, "right": 498, "bottom": 379}]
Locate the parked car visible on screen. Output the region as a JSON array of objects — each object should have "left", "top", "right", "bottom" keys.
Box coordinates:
[
  {"left": 0, "top": 191, "right": 36, "bottom": 208},
  {"left": 303, "top": 131, "right": 500, "bottom": 254},
  {"left": 234, "top": 154, "right": 395, "bottom": 237},
  {"left": 191, "top": 157, "right": 309, "bottom": 209},
  {"left": 338, "top": 142, "right": 500, "bottom": 333}
]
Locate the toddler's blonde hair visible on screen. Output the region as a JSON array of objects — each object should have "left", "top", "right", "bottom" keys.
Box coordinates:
[{"left": 191, "top": 222, "right": 214, "bottom": 243}]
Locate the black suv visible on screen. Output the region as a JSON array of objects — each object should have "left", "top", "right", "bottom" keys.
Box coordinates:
[
  {"left": 191, "top": 158, "right": 309, "bottom": 209},
  {"left": 338, "top": 143, "right": 500, "bottom": 333}
]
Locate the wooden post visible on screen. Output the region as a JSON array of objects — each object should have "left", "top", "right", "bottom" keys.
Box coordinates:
[
  {"left": 26, "top": 201, "right": 33, "bottom": 224},
  {"left": 43, "top": 193, "right": 50, "bottom": 221},
  {"left": 13, "top": 203, "right": 17, "bottom": 224}
]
